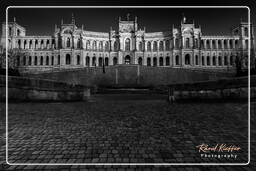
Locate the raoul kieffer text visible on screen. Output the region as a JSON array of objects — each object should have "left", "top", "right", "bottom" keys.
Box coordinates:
[{"left": 196, "top": 143, "right": 241, "bottom": 153}]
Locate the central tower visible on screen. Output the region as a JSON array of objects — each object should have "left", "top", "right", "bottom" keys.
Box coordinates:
[{"left": 118, "top": 14, "right": 138, "bottom": 64}]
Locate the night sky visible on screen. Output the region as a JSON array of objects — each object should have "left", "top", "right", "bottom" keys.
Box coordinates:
[{"left": 4, "top": 7, "right": 250, "bottom": 36}]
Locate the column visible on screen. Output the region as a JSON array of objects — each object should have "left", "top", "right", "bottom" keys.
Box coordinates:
[{"left": 220, "top": 40, "right": 223, "bottom": 49}]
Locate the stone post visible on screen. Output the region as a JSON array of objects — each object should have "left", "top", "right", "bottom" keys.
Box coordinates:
[
  {"left": 83, "top": 88, "right": 91, "bottom": 101},
  {"left": 168, "top": 87, "right": 175, "bottom": 103}
]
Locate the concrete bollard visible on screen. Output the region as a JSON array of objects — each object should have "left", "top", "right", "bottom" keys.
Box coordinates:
[
  {"left": 168, "top": 87, "right": 175, "bottom": 103},
  {"left": 83, "top": 88, "right": 91, "bottom": 101}
]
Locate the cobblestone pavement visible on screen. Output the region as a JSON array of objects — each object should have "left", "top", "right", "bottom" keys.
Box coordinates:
[{"left": 0, "top": 94, "right": 255, "bottom": 170}]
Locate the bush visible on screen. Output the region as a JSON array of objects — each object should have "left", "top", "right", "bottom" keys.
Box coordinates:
[{"left": 0, "top": 68, "right": 20, "bottom": 76}]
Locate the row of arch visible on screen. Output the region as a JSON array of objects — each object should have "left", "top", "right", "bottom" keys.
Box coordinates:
[
  {"left": 17, "top": 39, "right": 56, "bottom": 50},
  {"left": 200, "top": 39, "right": 245, "bottom": 49},
  {"left": 16, "top": 54, "right": 238, "bottom": 67},
  {"left": 15, "top": 38, "right": 248, "bottom": 51},
  {"left": 17, "top": 55, "right": 60, "bottom": 66}
]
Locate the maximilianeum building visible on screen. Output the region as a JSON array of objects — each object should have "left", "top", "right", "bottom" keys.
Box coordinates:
[{"left": 0, "top": 15, "right": 255, "bottom": 73}]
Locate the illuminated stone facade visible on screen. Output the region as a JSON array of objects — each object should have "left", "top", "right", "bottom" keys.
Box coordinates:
[{"left": 0, "top": 15, "right": 254, "bottom": 73}]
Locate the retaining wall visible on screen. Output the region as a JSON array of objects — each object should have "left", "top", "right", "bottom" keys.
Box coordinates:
[
  {"left": 0, "top": 75, "right": 90, "bottom": 101},
  {"left": 166, "top": 76, "right": 255, "bottom": 100},
  {"left": 25, "top": 65, "right": 235, "bottom": 87}
]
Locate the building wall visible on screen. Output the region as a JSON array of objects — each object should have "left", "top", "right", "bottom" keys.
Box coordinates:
[{"left": 1, "top": 17, "right": 254, "bottom": 73}]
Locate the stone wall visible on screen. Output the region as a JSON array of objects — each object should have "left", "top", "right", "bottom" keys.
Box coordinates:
[
  {"left": 25, "top": 65, "right": 235, "bottom": 88},
  {"left": 0, "top": 76, "right": 90, "bottom": 101},
  {"left": 166, "top": 76, "right": 255, "bottom": 101}
]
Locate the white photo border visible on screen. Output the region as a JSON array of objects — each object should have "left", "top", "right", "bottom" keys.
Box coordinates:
[{"left": 5, "top": 6, "right": 251, "bottom": 166}]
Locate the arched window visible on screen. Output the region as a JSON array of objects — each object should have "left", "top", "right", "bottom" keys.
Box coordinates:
[
  {"left": 175, "top": 38, "right": 179, "bottom": 48},
  {"left": 35, "top": 40, "right": 38, "bottom": 49},
  {"left": 244, "top": 27, "right": 248, "bottom": 37},
  {"left": 159, "top": 57, "right": 163, "bottom": 66},
  {"left": 51, "top": 56, "right": 54, "bottom": 65},
  {"left": 40, "top": 56, "right": 43, "bottom": 65},
  {"left": 9, "top": 27, "right": 12, "bottom": 36},
  {"left": 92, "top": 41, "right": 97, "bottom": 50},
  {"left": 212, "top": 40, "right": 216, "bottom": 49},
  {"left": 52, "top": 39, "right": 56, "bottom": 49},
  {"left": 138, "top": 57, "right": 142, "bottom": 65},
  {"left": 224, "top": 40, "right": 228, "bottom": 49},
  {"left": 34, "top": 56, "right": 37, "bottom": 65},
  {"left": 41, "top": 40, "right": 44, "bottom": 49},
  {"left": 230, "top": 55, "right": 234, "bottom": 65},
  {"left": 113, "top": 57, "right": 118, "bottom": 65},
  {"left": 235, "top": 40, "right": 238, "bottom": 49},
  {"left": 218, "top": 56, "right": 222, "bottom": 66},
  {"left": 23, "top": 56, "right": 26, "bottom": 65},
  {"left": 77, "top": 38, "right": 81, "bottom": 49},
  {"left": 66, "top": 54, "right": 71, "bottom": 65},
  {"left": 86, "top": 56, "right": 90, "bottom": 66},
  {"left": 165, "top": 40, "right": 170, "bottom": 50},
  {"left": 24, "top": 40, "right": 27, "bottom": 49},
  {"left": 195, "top": 39, "right": 198, "bottom": 48},
  {"left": 77, "top": 55, "right": 80, "bottom": 65},
  {"left": 159, "top": 41, "right": 164, "bottom": 51},
  {"left": 17, "top": 56, "right": 20, "bottom": 66},
  {"left": 245, "top": 40, "right": 248, "bottom": 49},
  {"left": 207, "top": 56, "right": 210, "bottom": 66},
  {"left": 175, "top": 55, "right": 179, "bottom": 65},
  {"left": 224, "top": 56, "right": 228, "bottom": 65},
  {"left": 92, "top": 56, "right": 96, "bottom": 66},
  {"left": 195, "top": 55, "right": 199, "bottom": 65},
  {"left": 17, "top": 29, "right": 20, "bottom": 36},
  {"left": 185, "top": 54, "right": 190, "bottom": 65},
  {"left": 206, "top": 40, "right": 210, "bottom": 49},
  {"left": 98, "top": 57, "right": 103, "bottom": 66},
  {"left": 166, "top": 56, "right": 170, "bottom": 66},
  {"left": 114, "top": 41, "right": 119, "bottom": 51},
  {"left": 125, "top": 38, "right": 131, "bottom": 51},
  {"left": 147, "top": 42, "right": 151, "bottom": 51},
  {"left": 46, "top": 40, "right": 50, "bottom": 49},
  {"left": 202, "top": 56, "right": 205, "bottom": 66},
  {"left": 67, "top": 38, "right": 71, "bottom": 48},
  {"left": 213, "top": 56, "right": 216, "bottom": 66},
  {"left": 86, "top": 40, "right": 90, "bottom": 50},
  {"left": 28, "top": 56, "right": 32, "bottom": 65},
  {"left": 218, "top": 40, "right": 222, "bottom": 49},
  {"left": 105, "top": 42, "right": 109, "bottom": 51},
  {"left": 186, "top": 38, "right": 190, "bottom": 48},
  {"left": 58, "top": 55, "right": 60, "bottom": 65},
  {"left": 18, "top": 39, "right": 21, "bottom": 49},
  {"left": 46, "top": 56, "right": 49, "bottom": 65},
  {"left": 99, "top": 41, "right": 103, "bottom": 51},
  {"left": 29, "top": 40, "right": 32, "bottom": 49},
  {"left": 153, "top": 41, "right": 157, "bottom": 51},
  {"left": 125, "top": 55, "right": 131, "bottom": 64},
  {"left": 229, "top": 40, "right": 233, "bottom": 49},
  {"left": 147, "top": 57, "right": 151, "bottom": 66},
  {"left": 105, "top": 57, "right": 109, "bottom": 66},
  {"left": 201, "top": 40, "right": 204, "bottom": 49},
  {"left": 153, "top": 57, "right": 157, "bottom": 66},
  {"left": 139, "top": 42, "right": 143, "bottom": 51}
]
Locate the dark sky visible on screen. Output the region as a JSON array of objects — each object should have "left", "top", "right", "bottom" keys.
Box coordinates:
[{"left": 5, "top": 7, "right": 250, "bottom": 36}]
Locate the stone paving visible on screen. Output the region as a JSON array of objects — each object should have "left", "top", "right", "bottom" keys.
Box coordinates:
[{"left": 0, "top": 94, "right": 255, "bottom": 170}]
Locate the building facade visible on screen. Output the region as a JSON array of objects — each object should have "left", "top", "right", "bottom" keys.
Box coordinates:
[{"left": 0, "top": 15, "right": 255, "bottom": 73}]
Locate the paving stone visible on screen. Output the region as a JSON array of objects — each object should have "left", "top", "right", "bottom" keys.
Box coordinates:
[{"left": 0, "top": 99, "right": 254, "bottom": 170}]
